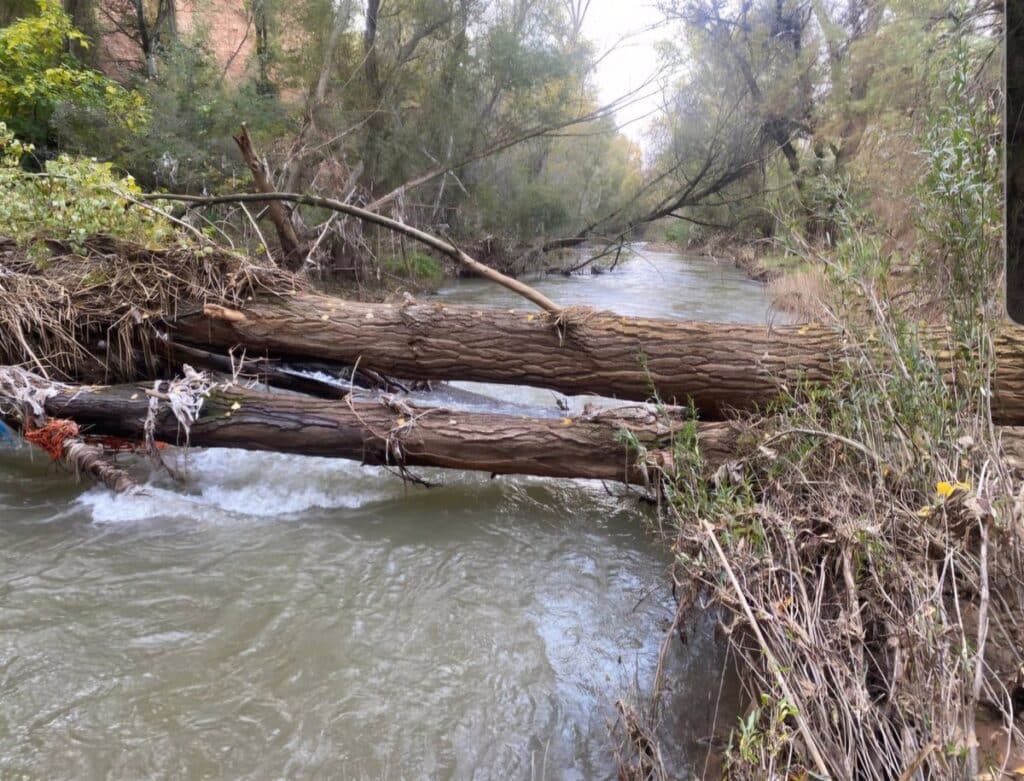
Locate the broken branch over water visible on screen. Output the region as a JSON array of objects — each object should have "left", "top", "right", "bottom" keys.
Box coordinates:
[{"left": 143, "top": 191, "right": 562, "bottom": 314}]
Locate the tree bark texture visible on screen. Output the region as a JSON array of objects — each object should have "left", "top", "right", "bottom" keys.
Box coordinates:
[
  {"left": 167, "top": 295, "right": 1024, "bottom": 424},
  {"left": 30, "top": 382, "right": 737, "bottom": 484}
]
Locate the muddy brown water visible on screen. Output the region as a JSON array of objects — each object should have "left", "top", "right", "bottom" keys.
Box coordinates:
[{"left": 0, "top": 248, "right": 773, "bottom": 779}]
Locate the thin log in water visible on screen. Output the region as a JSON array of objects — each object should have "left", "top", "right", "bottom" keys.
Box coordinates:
[{"left": 57, "top": 437, "right": 142, "bottom": 494}]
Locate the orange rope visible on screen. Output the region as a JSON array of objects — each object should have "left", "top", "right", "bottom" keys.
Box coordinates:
[
  {"left": 24, "top": 419, "right": 80, "bottom": 461},
  {"left": 23, "top": 419, "right": 168, "bottom": 458}
]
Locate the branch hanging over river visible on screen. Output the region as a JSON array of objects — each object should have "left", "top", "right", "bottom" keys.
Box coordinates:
[{"left": 143, "top": 191, "right": 561, "bottom": 314}]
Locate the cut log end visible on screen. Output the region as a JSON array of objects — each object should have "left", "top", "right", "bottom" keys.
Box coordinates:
[{"left": 203, "top": 303, "right": 247, "bottom": 323}]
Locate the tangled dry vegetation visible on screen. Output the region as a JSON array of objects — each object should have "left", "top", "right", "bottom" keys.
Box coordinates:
[
  {"left": 621, "top": 277, "right": 1024, "bottom": 779},
  {"left": 0, "top": 235, "right": 302, "bottom": 382}
]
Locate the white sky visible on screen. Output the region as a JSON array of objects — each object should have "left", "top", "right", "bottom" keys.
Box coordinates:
[{"left": 579, "top": 1, "right": 672, "bottom": 147}]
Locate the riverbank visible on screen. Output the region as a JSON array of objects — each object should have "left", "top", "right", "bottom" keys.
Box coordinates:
[
  {"left": 631, "top": 178, "right": 1023, "bottom": 776},
  {"left": 659, "top": 235, "right": 829, "bottom": 321}
]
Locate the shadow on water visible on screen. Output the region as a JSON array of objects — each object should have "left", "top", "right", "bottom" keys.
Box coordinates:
[{"left": 0, "top": 247, "right": 759, "bottom": 779}]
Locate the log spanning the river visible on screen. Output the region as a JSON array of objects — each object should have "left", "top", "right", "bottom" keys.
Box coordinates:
[
  {"left": 168, "top": 295, "right": 1024, "bottom": 424},
  {"left": 12, "top": 378, "right": 738, "bottom": 484}
]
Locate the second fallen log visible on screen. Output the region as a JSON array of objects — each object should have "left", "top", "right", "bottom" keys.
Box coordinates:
[{"left": 26, "top": 379, "right": 738, "bottom": 484}]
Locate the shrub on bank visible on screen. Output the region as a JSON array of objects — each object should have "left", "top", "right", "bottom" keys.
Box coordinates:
[
  {"left": 0, "top": 122, "right": 172, "bottom": 254},
  {"left": 632, "top": 28, "right": 1019, "bottom": 779}
]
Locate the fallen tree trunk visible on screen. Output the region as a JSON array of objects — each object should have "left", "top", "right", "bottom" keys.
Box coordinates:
[
  {"left": 0, "top": 370, "right": 141, "bottom": 494},
  {"left": 11, "top": 376, "right": 738, "bottom": 484},
  {"left": 168, "top": 296, "right": 1024, "bottom": 424}
]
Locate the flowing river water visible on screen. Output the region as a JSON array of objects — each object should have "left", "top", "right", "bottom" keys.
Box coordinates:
[{"left": 0, "top": 247, "right": 774, "bottom": 779}]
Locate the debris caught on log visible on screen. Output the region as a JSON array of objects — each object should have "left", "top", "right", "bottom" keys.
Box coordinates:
[
  {"left": 0, "top": 235, "right": 301, "bottom": 383},
  {"left": 0, "top": 366, "right": 140, "bottom": 494}
]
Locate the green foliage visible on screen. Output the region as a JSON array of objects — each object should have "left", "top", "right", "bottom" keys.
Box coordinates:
[
  {"left": 0, "top": 0, "right": 146, "bottom": 146},
  {"left": 662, "top": 220, "right": 690, "bottom": 245},
  {"left": 918, "top": 22, "right": 1002, "bottom": 324},
  {"left": 112, "top": 39, "right": 286, "bottom": 190},
  {"left": 466, "top": 124, "right": 642, "bottom": 240},
  {"left": 380, "top": 251, "right": 442, "bottom": 282},
  {"left": 0, "top": 122, "right": 172, "bottom": 250},
  {"left": 266, "top": 0, "right": 642, "bottom": 244}
]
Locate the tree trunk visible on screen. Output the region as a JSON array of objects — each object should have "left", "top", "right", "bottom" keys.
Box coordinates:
[
  {"left": 232, "top": 125, "right": 304, "bottom": 268},
  {"left": 253, "top": 0, "right": 272, "bottom": 91},
  {"left": 165, "top": 295, "right": 1024, "bottom": 424},
  {"left": 133, "top": 0, "right": 157, "bottom": 78},
  {"left": 23, "top": 380, "right": 737, "bottom": 484}
]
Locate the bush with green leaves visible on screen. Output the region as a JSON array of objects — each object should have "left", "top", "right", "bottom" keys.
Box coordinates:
[
  {"left": 918, "top": 30, "right": 1002, "bottom": 324},
  {"left": 109, "top": 39, "right": 286, "bottom": 191},
  {"left": 0, "top": 122, "right": 172, "bottom": 250},
  {"left": 379, "top": 251, "right": 442, "bottom": 282},
  {"left": 0, "top": 0, "right": 146, "bottom": 147}
]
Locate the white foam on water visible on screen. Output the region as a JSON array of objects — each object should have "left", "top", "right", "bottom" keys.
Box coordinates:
[
  {"left": 77, "top": 448, "right": 400, "bottom": 522},
  {"left": 78, "top": 484, "right": 210, "bottom": 523},
  {"left": 177, "top": 449, "right": 396, "bottom": 516}
]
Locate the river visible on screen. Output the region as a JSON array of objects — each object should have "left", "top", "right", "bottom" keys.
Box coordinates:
[{"left": 0, "top": 247, "right": 772, "bottom": 779}]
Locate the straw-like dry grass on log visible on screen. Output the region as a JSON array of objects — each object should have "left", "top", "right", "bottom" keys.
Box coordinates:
[{"left": 0, "top": 235, "right": 302, "bottom": 382}]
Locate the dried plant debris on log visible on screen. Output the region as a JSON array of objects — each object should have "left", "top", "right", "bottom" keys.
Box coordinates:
[{"left": 0, "top": 235, "right": 303, "bottom": 382}]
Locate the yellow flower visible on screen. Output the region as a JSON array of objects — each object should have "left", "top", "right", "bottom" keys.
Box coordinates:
[{"left": 936, "top": 480, "right": 971, "bottom": 498}]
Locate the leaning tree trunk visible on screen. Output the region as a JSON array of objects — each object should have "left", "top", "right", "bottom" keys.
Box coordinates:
[
  {"left": 233, "top": 126, "right": 304, "bottom": 268},
  {"left": 166, "top": 296, "right": 1024, "bottom": 424},
  {"left": 10, "top": 378, "right": 738, "bottom": 485}
]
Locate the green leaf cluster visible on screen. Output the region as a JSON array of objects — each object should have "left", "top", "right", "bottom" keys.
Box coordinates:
[
  {"left": 0, "top": 0, "right": 146, "bottom": 146},
  {"left": 0, "top": 122, "right": 172, "bottom": 251}
]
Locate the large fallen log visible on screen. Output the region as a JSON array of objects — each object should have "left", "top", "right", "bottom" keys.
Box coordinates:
[
  {"left": 168, "top": 295, "right": 1024, "bottom": 424},
  {"left": 3, "top": 374, "right": 739, "bottom": 484}
]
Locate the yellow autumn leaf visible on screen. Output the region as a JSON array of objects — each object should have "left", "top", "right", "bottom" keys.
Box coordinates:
[
  {"left": 561, "top": 417, "right": 573, "bottom": 426},
  {"left": 230, "top": 401, "right": 241, "bottom": 410},
  {"left": 397, "top": 417, "right": 406, "bottom": 426}
]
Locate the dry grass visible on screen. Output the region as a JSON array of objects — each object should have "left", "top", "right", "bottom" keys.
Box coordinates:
[
  {"left": 650, "top": 300, "right": 1024, "bottom": 779},
  {"left": 765, "top": 266, "right": 829, "bottom": 322},
  {"left": 0, "top": 235, "right": 302, "bottom": 382}
]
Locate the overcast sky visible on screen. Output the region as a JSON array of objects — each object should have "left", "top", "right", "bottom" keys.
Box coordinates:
[{"left": 579, "top": 1, "right": 672, "bottom": 147}]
